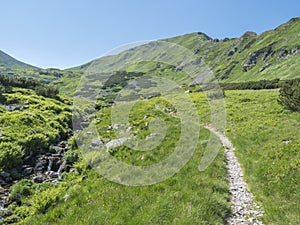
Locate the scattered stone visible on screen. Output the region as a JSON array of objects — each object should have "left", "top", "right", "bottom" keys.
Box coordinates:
[
  {"left": 3, "top": 104, "right": 21, "bottom": 111},
  {"left": 205, "top": 125, "right": 264, "bottom": 225},
  {"left": 126, "top": 126, "right": 133, "bottom": 132},
  {"left": 21, "top": 105, "right": 29, "bottom": 110},
  {"left": 0, "top": 133, "right": 6, "bottom": 139},
  {"left": 0, "top": 138, "right": 79, "bottom": 214},
  {"left": 52, "top": 146, "right": 63, "bottom": 154},
  {"left": 291, "top": 45, "right": 300, "bottom": 54},
  {"left": 47, "top": 171, "right": 59, "bottom": 179},
  {"left": 112, "top": 124, "right": 120, "bottom": 130},
  {"left": 259, "top": 63, "right": 271, "bottom": 72},
  {"left": 50, "top": 157, "right": 61, "bottom": 171},
  {"left": 69, "top": 168, "right": 78, "bottom": 174}
]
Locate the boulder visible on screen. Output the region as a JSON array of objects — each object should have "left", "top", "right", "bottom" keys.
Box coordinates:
[
  {"left": 33, "top": 175, "right": 44, "bottom": 183},
  {"left": 89, "top": 138, "right": 103, "bottom": 150},
  {"left": 22, "top": 167, "right": 34, "bottom": 176},
  {"left": 106, "top": 137, "right": 129, "bottom": 151},
  {"left": 34, "top": 159, "right": 48, "bottom": 174}
]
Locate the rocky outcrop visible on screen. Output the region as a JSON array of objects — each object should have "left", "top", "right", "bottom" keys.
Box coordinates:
[
  {"left": 243, "top": 44, "right": 300, "bottom": 72},
  {"left": 279, "top": 45, "right": 300, "bottom": 59},
  {"left": 243, "top": 45, "right": 274, "bottom": 72},
  {"left": 0, "top": 140, "right": 77, "bottom": 214}
]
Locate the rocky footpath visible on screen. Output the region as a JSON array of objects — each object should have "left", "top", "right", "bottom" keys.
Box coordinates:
[{"left": 205, "top": 125, "right": 264, "bottom": 225}]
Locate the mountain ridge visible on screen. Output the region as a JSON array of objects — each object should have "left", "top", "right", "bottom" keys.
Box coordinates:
[
  {"left": 0, "top": 50, "right": 38, "bottom": 70},
  {"left": 0, "top": 17, "right": 299, "bottom": 96}
]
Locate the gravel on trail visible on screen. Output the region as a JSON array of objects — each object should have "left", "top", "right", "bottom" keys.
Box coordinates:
[{"left": 205, "top": 125, "right": 264, "bottom": 225}]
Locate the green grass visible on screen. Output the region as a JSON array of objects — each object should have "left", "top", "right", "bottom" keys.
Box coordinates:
[
  {"left": 0, "top": 88, "right": 72, "bottom": 151},
  {"left": 18, "top": 93, "right": 231, "bottom": 225},
  {"left": 1, "top": 16, "right": 300, "bottom": 225},
  {"left": 225, "top": 89, "right": 300, "bottom": 224},
  {"left": 20, "top": 141, "right": 230, "bottom": 225},
  {"left": 3, "top": 88, "right": 299, "bottom": 225}
]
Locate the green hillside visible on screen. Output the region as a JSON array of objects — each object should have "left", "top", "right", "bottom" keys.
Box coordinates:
[
  {"left": 1, "top": 18, "right": 299, "bottom": 96},
  {"left": 0, "top": 18, "right": 299, "bottom": 225},
  {"left": 51, "top": 17, "right": 300, "bottom": 97},
  {"left": 2, "top": 89, "right": 298, "bottom": 225},
  {"left": 0, "top": 51, "right": 37, "bottom": 70}
]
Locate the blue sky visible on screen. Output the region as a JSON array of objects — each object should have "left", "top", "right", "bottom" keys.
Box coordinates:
[{"left": 1, "top": 0, "right": 299, "bottom": 69}]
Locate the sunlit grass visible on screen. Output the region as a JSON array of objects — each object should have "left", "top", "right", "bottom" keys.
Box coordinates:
[{"left": 225, "top": 89, "right": 300, "bottom": 224}]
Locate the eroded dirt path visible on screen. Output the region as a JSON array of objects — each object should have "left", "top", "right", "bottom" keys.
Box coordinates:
[{"left": 205, "top": 125, "right": 264, "bottom": 225}]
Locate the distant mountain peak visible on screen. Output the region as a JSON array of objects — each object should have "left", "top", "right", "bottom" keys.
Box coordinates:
[{"left": 197, "top": 32, "right": 212, "bottom": 40}]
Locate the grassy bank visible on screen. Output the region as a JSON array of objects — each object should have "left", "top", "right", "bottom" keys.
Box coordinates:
[{"left": 225, "top": 89, "right": 300, "bottom": 224}]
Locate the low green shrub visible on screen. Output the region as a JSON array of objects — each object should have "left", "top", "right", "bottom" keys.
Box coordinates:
[
  {"left": 0, "top": 142, "right": 24, "bottom": 170},
  {"left": 9, "top": 179, "right": 37, "bottom": 203},
  {"left": 21, "top": 133, "right": 49, "bottom": 154},
  {"left": 278, "top": 78, "right": 300, "bottom": 112}
]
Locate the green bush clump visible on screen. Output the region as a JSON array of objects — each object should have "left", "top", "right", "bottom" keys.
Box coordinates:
[
  {"left": 0, "top": 74, "right": 59, "bottom": 97},
  {"left": 220, "top": 79, "right": 280, "bottom": 90},
  {"left": 0, "top": 142, "right": 24, "bottom": 170},
  {"left": 0, "top": 84, "right": 6, "bottom": 102},
  {"left": 278, "top": 78, "right": 300, "bottom": 112},
  {"left": 29, "top": 186, "right": 66, "bottom": 214},
  {"left": 9, "top": 179, "right": 37, "bottom": 203},
  {"left": 64, "top": 150, "right": 79, "bottom": 164},
  {"left": 21, "top": 134, "right": 49, "bottom": 154}
]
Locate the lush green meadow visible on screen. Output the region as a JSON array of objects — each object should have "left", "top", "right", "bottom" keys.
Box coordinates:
[
  {"left": 18, "top": 93, "right": 231, "bottom": 225},
  {"left": 225, "top": 89, "right": 300, "bottom": 224},
  {"left": 1, "top": 87, "right": 299, "bottom": 225}
]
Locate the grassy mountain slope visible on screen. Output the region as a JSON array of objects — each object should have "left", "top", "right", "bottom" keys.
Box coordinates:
[
  {"left": 0, "top": 18, "right": 299, "bottom": 225},
  {"left": 2, "top": 18, "right": 298, "bottom": 96},
  {"left": 52, "top": 18, "right": 300, "bottom": 97},
  {"left": 0, "top": 51, "right": 37, "bottom": 70},
  {"left": 160, "top": 17, "right": 300, "bottom": 82}
]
